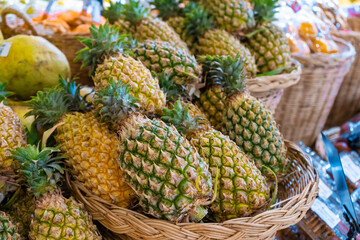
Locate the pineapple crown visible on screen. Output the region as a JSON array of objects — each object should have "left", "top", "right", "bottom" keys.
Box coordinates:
[
  {"left": 162, "top": 99, "right": 205, "bottom": 136},
  {"left": 0, "top": 82, "right": 13, "bottom": 103},
  {"left": 120, "top": 0, "right": 150, "bottom": 26},
  {"left": 157, "top": 72, "right": 187, "bottom": 102},
  {"left": 10, "top": 145, "right": 64, "bottom": 198},
  {"left": 200, "top": 54, "right": 247, "bottom": 95},
  {"left": 75, "top": 22, "right": 133, "bottom": 75},
  {"left": 26, "top": 76, "right": 92, "bottom": 130},
  {"left": 250, "top": 0, "right": 278, "bottom": 24},
  {"left": 102, "top": 1, "right": 123, "bottom": 24},
  {"left": 151, "top": 0, "right": 184, "bottom": 20},
  {"left": 184, "top": 2, "right": 214, "bottom": 40},
  {"left": 94, "top": 79, "right": 139, "bottom": 125}
]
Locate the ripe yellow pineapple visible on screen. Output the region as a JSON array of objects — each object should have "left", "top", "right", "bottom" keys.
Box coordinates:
[
  {"left": 27, "top": 78, "right": 135, "bottom": 208},
  {"left": 10, "top": 145, "right": 102, "bottom": 240},
  {"left": 76, "top": 23, "right": 166, "bottom": 114},
  {"left": 0, "top": 83, "right": 26, "bottom": 169},
  {"left": 162, "top": 100, "right": 269, "bottom": 221}
]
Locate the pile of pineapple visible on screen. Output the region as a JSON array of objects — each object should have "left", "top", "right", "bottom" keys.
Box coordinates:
[{"left": 0, "top": 0, "right": 294, "bottom": 239}]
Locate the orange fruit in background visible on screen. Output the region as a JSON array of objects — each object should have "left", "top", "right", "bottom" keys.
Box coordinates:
[
  {"left": 299, "top": 22, "right": 318, "bottom": 40},
  {"left": 72, "top": 24, "right": 91, "bottom": 33},
  {"left": 311, "top": 37, "right": 338, "bottom": 54}
]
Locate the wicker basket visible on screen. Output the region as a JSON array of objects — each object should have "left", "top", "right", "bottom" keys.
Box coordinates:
[
  {"left": 275, "top": 38, "right": 355, "bottom": 146},
  {"left": 0, "top": 6, "right": 91, "bottom": 85},
  {"left": 248, "top": 60, "right": 301, "bottom": 114},
  {"left": 325, "top": 30, "right": 360, "bottom": 128},
  {"left": 348, "top": 17, "right": 360, "bottom": 32},
  {"left": 66, "top": 140, "right": 318, "bottom": 240}
]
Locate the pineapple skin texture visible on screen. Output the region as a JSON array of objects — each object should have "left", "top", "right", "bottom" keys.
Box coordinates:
[
  {"left": 195, "top": 29, "right": 257, "bottom": 77},
  {"left": 222, "top": 93, "right": 289, "bottom": 176},
  {"left": 115, "top": 17, "right": 188, "bottom": 50},
  {"left": 8, "top": 191, "right": 35, "bottom": 237},
  {"left": 93, "top": 54, "right": 166, "bottom": 114},
  {"left": 0, "top": 103, "right": 26, "bottom": 169},
  {"left": 55, "top": 112, "right": 134, "bottom": 208},
  {"left": 198, "top": 85, "right": 226, "bottom": 131},
  {"left": 0, "top": 211, "right": 21, "bottom": 239},
  {"left": 118, "top": 114, "right": 213, "bottom": 222},
  {"left": 30, "top": 193, "right": 101, "bottom": 240},
  {"left": 246, "top": 23, "right": 291, "bottom": 74},
  {"left": 131, "top": 40, "right": 202, "bottom": 85},
  {"left": 199, "top": 0, "right": 255, "bottom": 32},
  {"left": 191, "top": 129, "right": 269, "bottom": 221}
]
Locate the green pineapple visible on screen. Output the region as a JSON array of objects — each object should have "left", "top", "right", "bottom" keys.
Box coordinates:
[
  {"left": 76, "top": 23, "right": 166, "bottom": 114},
  {"left": 0, "top": 211, "right": 21, "bottom": 239},
  {"left": 198, "top": 0, "right": 255, "bottom": 32},
  {"left": 246, "top": 0, "right": 291, "bottom": 74},
  {"left": 162, "top": 100, "right": 269, "bottom": 221},
  {"left": 154, "top": 2, "right": 257, "bottom": 77},
  {"left": 94, "top": 80, "right": 213, "bottom": 222},
  {"left": 130, "top": 40, "right": 202, "bottom": 85},
  {"left": 10, "top": 145, "right": 102, "bottom": 240},
  {"left": 199, "top": 55, "right": 289, "bottom": 177}
]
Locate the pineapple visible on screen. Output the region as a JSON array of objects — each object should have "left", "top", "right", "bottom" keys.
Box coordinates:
[
  {"left": 94, "top": 81, "right": 213, "bottom": 222},
  {"left": 162, "top": 100, "right": 269, "bottom": 221},
  {"left": 199, "top": 55, "right": 289, "bottom": 177},
  {"left": 0, "top": 83, "right": 26, "bottom": 169},
  {"left": 10, "top": 145, "right": 102, "bottom": 240},
  {"left": 154, "top": 2, "right": 257, "bottom": 77},
  {"left": 198, "top": 0, "right": 255, "bottom": 32},
  {"left": 103, "top": 0, "right": 188, "bottom": 49},
  {"left": 130, "top": 40, "right": 201, "bottom": 85},
  {"left": 7, "top": 190, "right": 35, "bottom": 237},
  {"left": 27, "top": 78, "right": 135, "bottom": 208},
  {"left": 0, "top": 211, "right": 21, "bottom": 239},
  {"left": 245, "top": 0, "right": 291, "bottom": 74},
  {"left": 76, "top": 23, "right": 166, "bottom": 114}
]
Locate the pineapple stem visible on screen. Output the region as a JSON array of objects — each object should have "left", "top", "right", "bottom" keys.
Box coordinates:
[
  {"left": 184, "top": 3, "right": 214, "bottom": 41},
  {"left": 102, "top": 1, "right": 123, "bottom": 24},
  {"left": 120, "top": 0, "right": 150, "bottom": 26},
  {"left": 162, "top": 99, "right": 204, "bottom": 136},
  {"left": 94, "top": 79, "right": 139, "bottom": 125},
  {"left": 75, "top": 22, "right": 132, "bottom": 75},
  {"left": 263, "top": 165, "right": 278, "bottom": 208},
  {"left": 157, "top": 72, "right": 188, "bottom": 102},
  {"left": 250, "top": 0, "right": 278, "bottom": 24},
  {"left": 151, "top": 0, "right": 184, "bottom": 20},
  {"left": 200, "top": 54, "right": 247, "bottom": 95},
  {"left": 9, "top": 145, "right": 65, "bottom": 198}
]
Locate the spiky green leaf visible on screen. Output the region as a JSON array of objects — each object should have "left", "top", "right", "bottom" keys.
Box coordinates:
[
  {"left": 151, "top": 0, "right": 184, "bottom": 20},
  {"left": 250, "top": 0, "right": 278, "bottom": 24},
  {"left": 0, "top": 82, "right": 14, "bottom": 102},
  {"left": 10, "top": 145, "right": 64, "bottom": 198},
  {"left": 102, "top": 1, "right": 123, "bottom": 24},
  {"left": 75, "top": 22, "right": 132, "bottom": 75},
  {"left": 184, "top": 3, "right": 214, "bottom": 41}
]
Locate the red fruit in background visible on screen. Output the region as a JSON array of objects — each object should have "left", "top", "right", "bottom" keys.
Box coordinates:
[
  {"left": 341, "top": 122, "right": 350, "bottom": 134},
  {"left": 334, "top": 141, "right": 352, "bottom": 153}
]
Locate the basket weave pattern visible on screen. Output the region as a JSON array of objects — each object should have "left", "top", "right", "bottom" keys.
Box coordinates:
[
  {"left": 326, "top": 30, "right": 360, "bottom": 128},
  {"left": 67, "top": 141, "right": 318, "bottom": 240},
  {"left": 248, "top": 60, "right": 301, "bottom": 113},
  {"left": 275, "top": 38, "right": 355, "bottom": 146}
]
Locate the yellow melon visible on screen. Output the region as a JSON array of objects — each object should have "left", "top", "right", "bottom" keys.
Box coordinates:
[{"left": 0, "top": 35, "right": 70, "bottom": 99}]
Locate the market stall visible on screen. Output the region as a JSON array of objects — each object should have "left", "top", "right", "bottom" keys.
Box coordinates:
[{"left": 0, "top": 0, "right": 359, "bottom": 239}]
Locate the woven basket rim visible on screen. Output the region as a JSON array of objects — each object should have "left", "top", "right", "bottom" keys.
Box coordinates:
[
  {"left": 246, "top": 59, "right": 301, "bottom": 93},
  {"left": 67, "top": 140, "right": 319, "bottom": 240},
  {"left": 292, "top": 37, "right": 355, "bottom": 66}
]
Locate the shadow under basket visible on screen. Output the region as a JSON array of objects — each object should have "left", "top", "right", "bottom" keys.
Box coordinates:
[
  {"left": 67, "top": 141, "right": 318, "bottom": 240},
  {"left": 275, "top": 38, "right": 355, "bottom": 146}
]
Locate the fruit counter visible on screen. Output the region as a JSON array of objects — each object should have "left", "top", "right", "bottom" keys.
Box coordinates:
[{"left": 6, "top": 0, "right": 360, "bottom": 239}]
